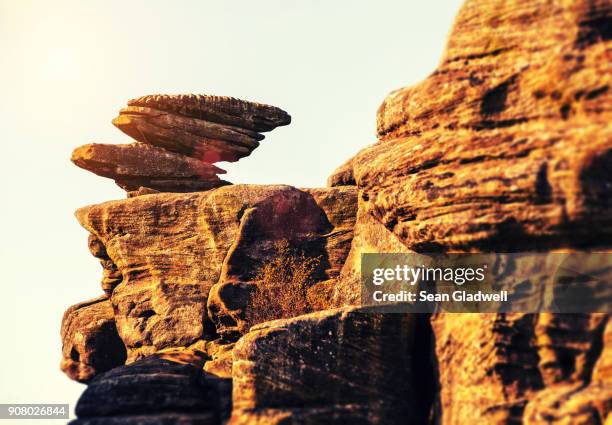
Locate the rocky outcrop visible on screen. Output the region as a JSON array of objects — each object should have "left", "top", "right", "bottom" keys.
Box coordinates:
[
  {"left": 430, "top": 313, "right": 610, "bottom": 424},
  {"left": 230, "top": 307, "right": 418, "bottom": 425},
  {"left": 72, "top": 94, "right": 290, "bottom": 194},
  {"left": 351, "top": 0, "right": 611, "bottom": 252},
  {"left": 60, "top": 296, "right": 126, "bottom": 382},
  {"left": 332, "top": 0, "right": 612, "bottom": 423},
  {"left": 61, "top": 0, "right": 611, "bottom": 423},
  {"left": 74, "top": 185, "right": 357, "bottom": 362}
]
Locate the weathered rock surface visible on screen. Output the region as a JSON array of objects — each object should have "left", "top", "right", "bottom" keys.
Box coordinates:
[
  {"left": 431, "top": 313, "right": 610, "bottom": 424},
  {"left": 71, "top": 142, "right": 229, "bottom": 193},
  {"left": 230, "top": 307, "right": 419, "bottom": 425},
  {"left": 112, "top": 95, "right": 290, "bottom": 163},
  {"left": 349, "top": 0, "right": 612, "bottom": 252},
  {"left": 75, "top": 185, "right": 357, "bottom": 362},
  {"left": 326, "top": 158, "right": 356, "bottom": 187},
  {"left": 87, "top": 234, "right": 122, "bottom": 295},
  {"left": 332, "top": 195, "right": 410, "bottom": 307},
  {"left": 62, "top": 0, "right": 611, "bottom": 423},
  {"left": 70, "top": 350, "right": 221, "bottom": 425},
  {"left": 207, "top": 186, "right": 358, "bottom": 339},
  {"left": 331, "top": 0, "right": 612, "bottom": 423},
  {"left": 72, "top": 94, "right": 290, "bottom": 195},
  {"left": 60, "top": 295, "right": 126, "bottom": 382},
  {"left": 126, "top": 94, "right": 291, "bottom": 132}
]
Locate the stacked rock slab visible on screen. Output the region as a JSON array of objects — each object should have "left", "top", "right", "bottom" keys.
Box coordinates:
[{"left": 71, "top": 94, "right": 290, "bottom": 194}]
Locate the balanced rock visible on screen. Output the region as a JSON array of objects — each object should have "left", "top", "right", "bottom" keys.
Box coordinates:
[
  {"left": 73, "top": 94, "right": 290, "bottom": 195},
  {"left": 71, "top": 142, "right": 230, "bottom": 193},
  {"left": 112, "top": 94, "right": 291, "bottom": 162}
]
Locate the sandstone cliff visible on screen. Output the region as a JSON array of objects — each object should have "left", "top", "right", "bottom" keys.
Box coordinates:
[{"left": 62, "top": 0, "right": 611, "bottom": 423}]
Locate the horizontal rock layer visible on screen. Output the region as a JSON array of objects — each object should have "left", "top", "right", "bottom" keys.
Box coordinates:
[
  {"left": 71, "top": 142, "right": 229, "bottom": 193},
  {"left": 113, "top": 107, "right": 262, "bottom": 163},
  {"left": 127, "top": 94, "right": 291, "bottom": 132}
]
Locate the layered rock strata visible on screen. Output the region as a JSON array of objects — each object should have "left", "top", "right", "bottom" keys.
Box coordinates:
[
  {"left": 61, "top": 0, "right": 612, "bottom": 423},
  {"left": 72, "top": 94, "right": 290, "bottom": 194},
  {"left": 337, "top": 0, "right": 612, "bottom": 423},
  {"left": 230, "top": 307, "right": 418, "bottom": 425},
  {"left": 114, "top": 94, "right": 291, "bottom": 161},
  {"left": 70, "top": 185, "right": 357, "bottom": 362},
  {"left": 352, "top": 0, "right": 612, "bottom": 252}
]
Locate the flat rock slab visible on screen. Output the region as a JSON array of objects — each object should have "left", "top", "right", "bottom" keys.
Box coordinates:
[
  {"left": 127, "top": 94, "right": 291, "bottom": 132},
  {"left": 71, "top": 143, "right": 229, "bottom": 193},
  {"left": 112, "top": 94, "right": 290, "bottom": 162}
]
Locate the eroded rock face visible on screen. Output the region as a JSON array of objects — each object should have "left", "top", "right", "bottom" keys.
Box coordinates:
[
  {"left": 208, "top": 186, "right": 358, "bottom": 339},
  {"left": 331, "top": 0, "right": 612, "bottom": 423},
  {"left": 60, "top": 296, "right": 126, "bottom": 383},
  {"left": 75, "top": 185, "right": 358, "bottom": 361},
  {"left": 230, "top": 307, "right": 418, "bottom": 425},
  {"left": 332, "top": 196, "right": 410, "bottom": 307},
  {"left": 431, "top": 313, "right": 610, "bottom": 424},
  {"left": 350, "top": 0, "right": 612, "bottom": 252}
]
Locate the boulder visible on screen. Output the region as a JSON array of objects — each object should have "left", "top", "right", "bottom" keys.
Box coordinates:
[
  {"left": 60, "top": 295, "right": 126, "bottom": 382},
  {"left": 70, "top": 349, "right": 221, "bottom": 425},
  {"left": 230, "top": 307, "right": 418, "bottom": 424}
]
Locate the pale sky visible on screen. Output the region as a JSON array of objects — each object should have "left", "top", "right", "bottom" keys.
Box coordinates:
[{"left": 0, "top": 0, "right": 463, "bottom": 419}]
